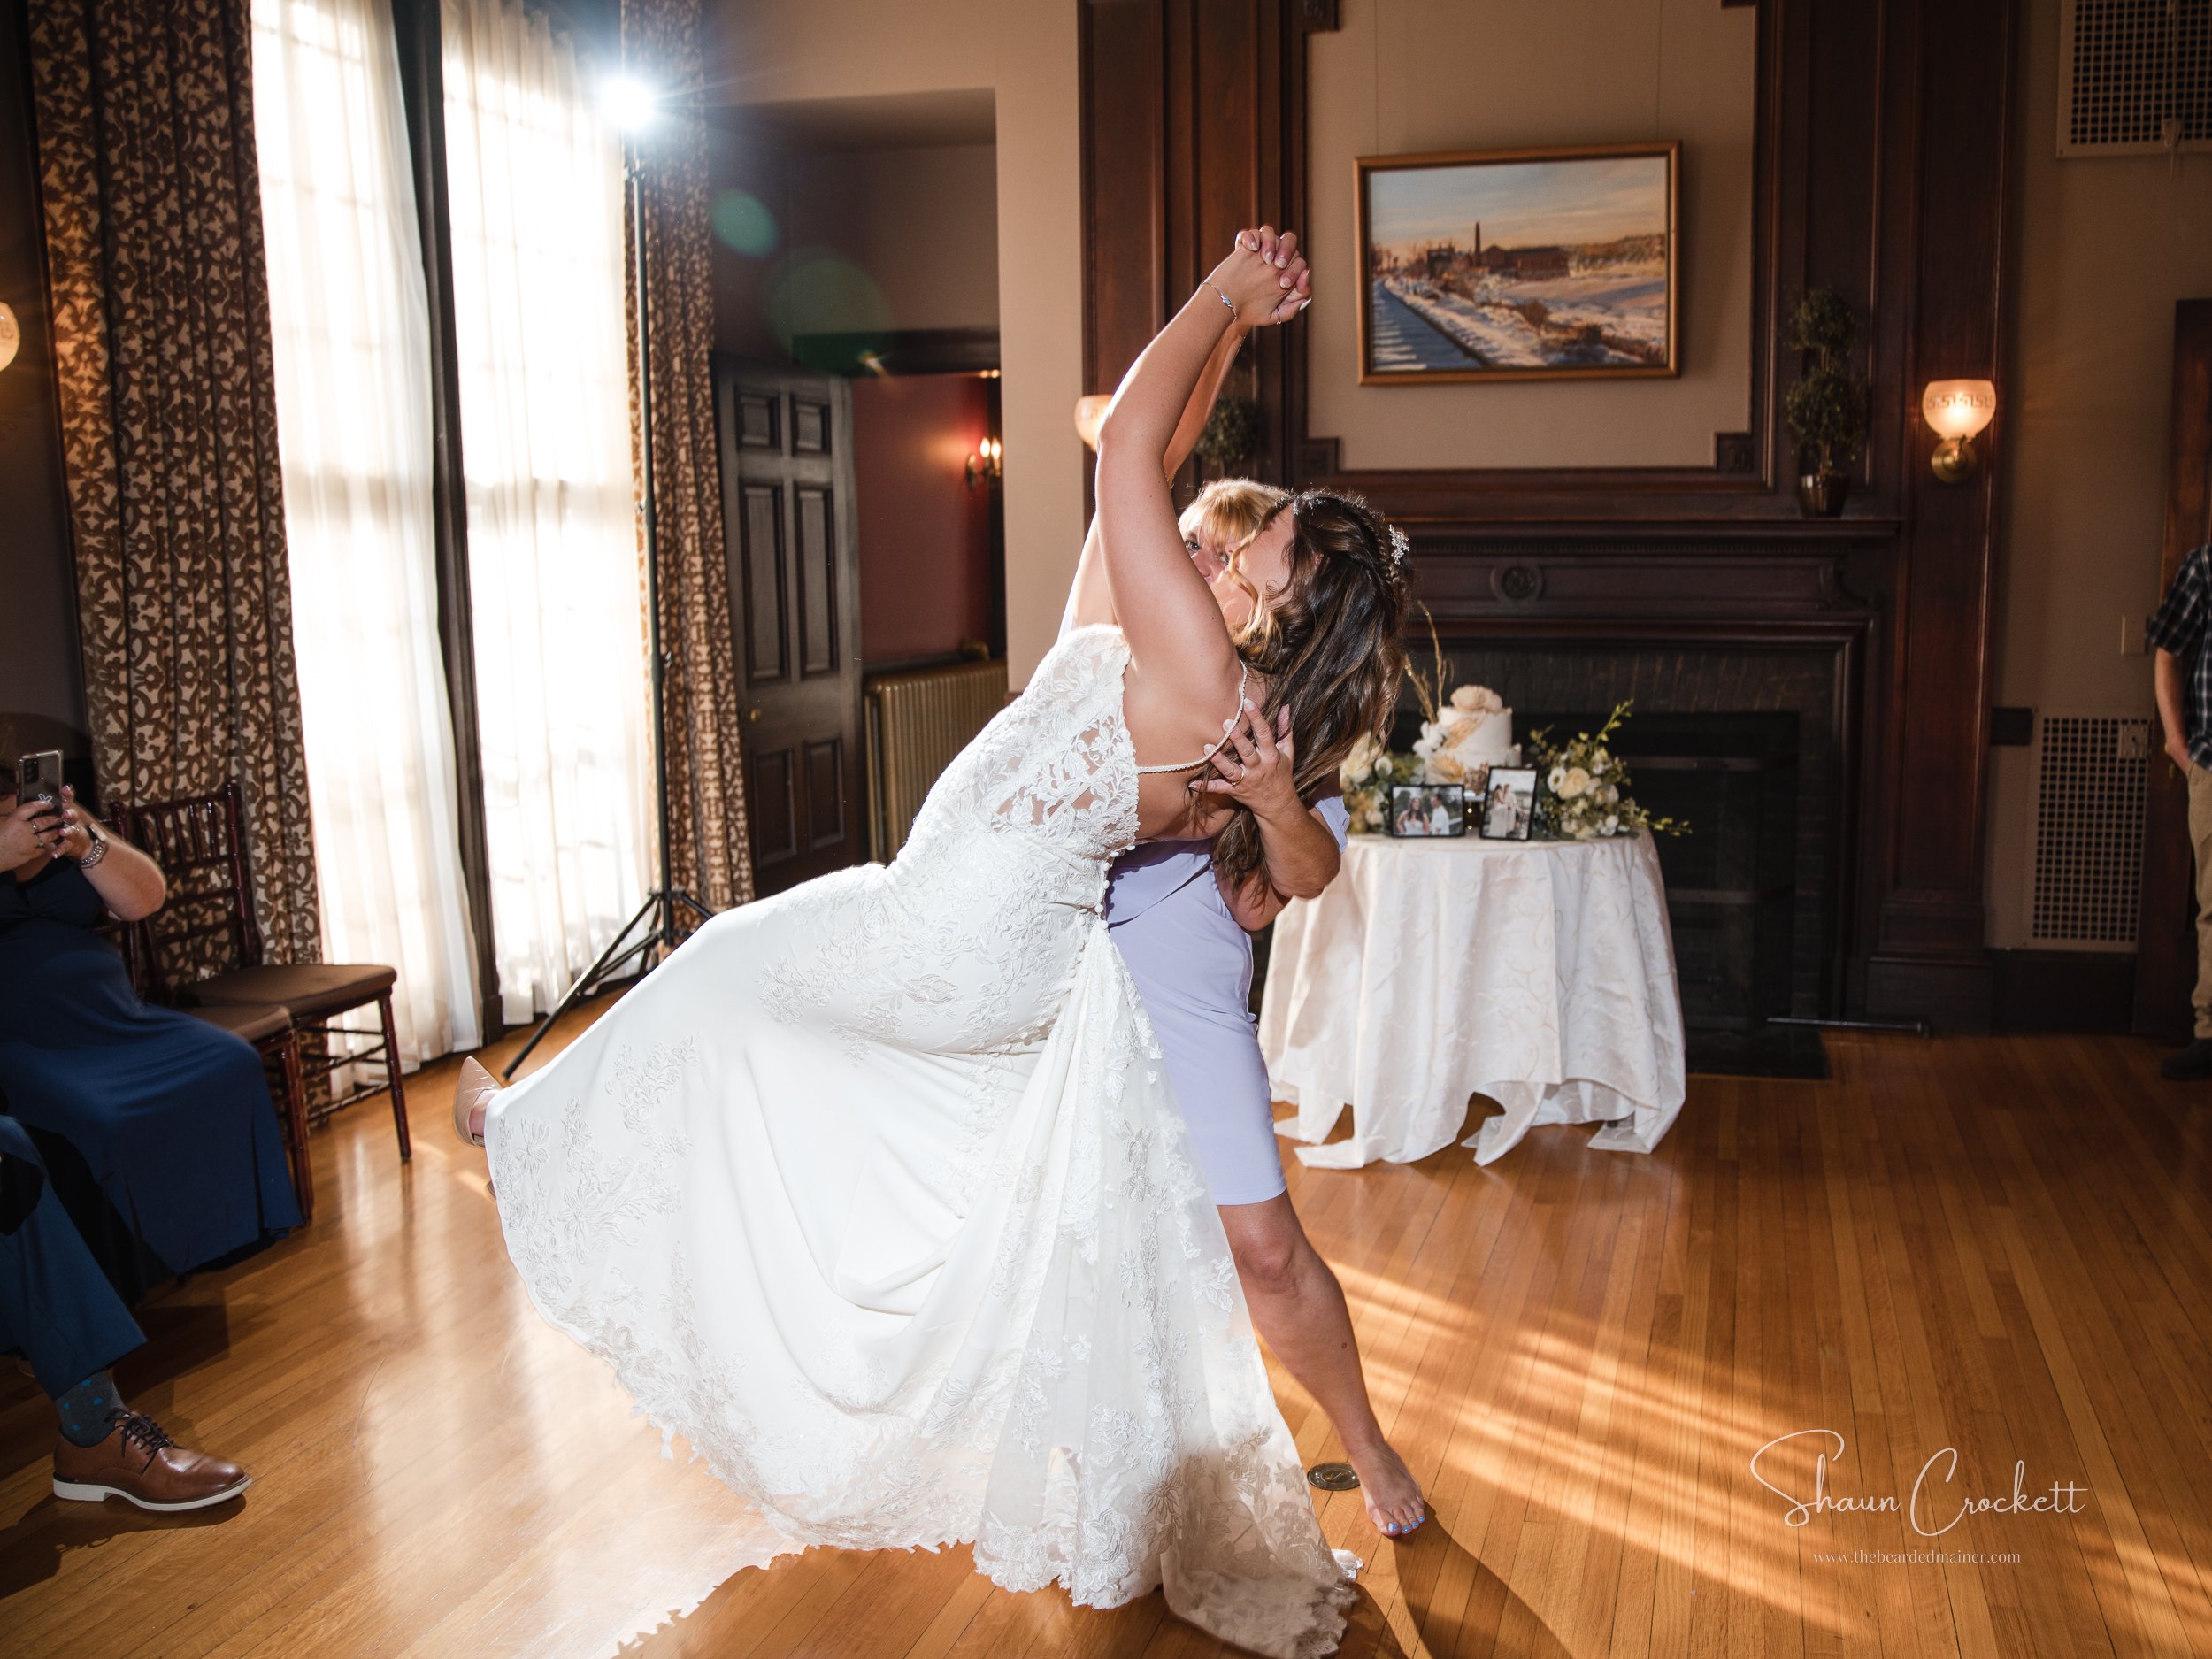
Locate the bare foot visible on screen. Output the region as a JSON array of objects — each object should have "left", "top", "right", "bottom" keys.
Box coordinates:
[{"left": 1347, "top": 1437, "right": 1425, "bottom": 1538}]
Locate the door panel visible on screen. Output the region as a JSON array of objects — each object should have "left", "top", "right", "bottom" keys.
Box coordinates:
[
  {"left": 716, "top": 358, "right": 866, "bottom": 895},
  {"left": 741, "top": 485, "right": 787, "bottom": 684},
  {"left": 793, "top": 396, "right": 829, "bottom": 454},
  {"left": 750, "top": 746, "right": 796, "bottom": 864},
  {"left": 803, "top": 739, "right": 845, "bottom": 849},
  {"left": 737, "top": 390, "right": 778, "bottom": 449},
  {"left": 796, "top": 486, "right": 836, "bottom": 677}
]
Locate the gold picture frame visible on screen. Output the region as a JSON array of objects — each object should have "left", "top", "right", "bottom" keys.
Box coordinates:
[{"left": 1354, "top": 141, "right": 1680, "bottom": 385}]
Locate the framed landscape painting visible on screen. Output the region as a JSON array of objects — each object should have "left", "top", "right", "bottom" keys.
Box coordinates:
[{"left": 1355, "top": 142, "right": 1679, "bottom": 384}]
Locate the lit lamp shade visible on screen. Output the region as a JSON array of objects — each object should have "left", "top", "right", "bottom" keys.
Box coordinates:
[
  {"left": 0, "top": 302, "right": 18, "bottom": 373},
  {"left": 1922, "top": 379, "right": 1995, "bottom": 482},
  {"left": 1073, "top": 394, "right": 1110, "bottom": 452}
]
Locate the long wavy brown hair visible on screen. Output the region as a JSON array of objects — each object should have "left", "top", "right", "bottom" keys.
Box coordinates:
[{"left": 1211, "top": 488, "right": 1409, "bottom": 895}]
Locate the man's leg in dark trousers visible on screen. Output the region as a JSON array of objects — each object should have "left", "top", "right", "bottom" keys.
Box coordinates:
[{"left": 0, "top": 1113, "right": 144, "bottom": 1409}]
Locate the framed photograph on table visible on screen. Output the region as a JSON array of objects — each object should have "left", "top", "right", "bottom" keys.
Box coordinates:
[
  {"left": 1478, "top": 767, "right": 1540, "bottom": 841},
  {"left": 1387, "top": 783, "right": 1467, "bottom": 838},
  {"left": 1355, "top": 141, "right": 1678, "bottom": 384}
]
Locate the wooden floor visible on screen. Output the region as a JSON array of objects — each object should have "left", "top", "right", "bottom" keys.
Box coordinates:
[{"left": 5, "top": 1010, "right": 2211, "bottom": 1658}]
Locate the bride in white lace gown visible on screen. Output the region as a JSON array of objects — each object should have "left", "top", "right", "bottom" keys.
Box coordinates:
[{"left": 464, "top": 228, "right": 1408, "bottom": 1658}]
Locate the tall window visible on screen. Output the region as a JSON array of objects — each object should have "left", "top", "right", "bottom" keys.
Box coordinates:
[
  {"left": 440, "top": 0, "right": 653, "bottom": 1025},
  {"left": 251, "top": 0, "right": 482, "bottom": 1064}
]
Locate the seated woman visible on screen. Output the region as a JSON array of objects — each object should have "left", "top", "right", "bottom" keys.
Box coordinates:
[{"left": 0, "top": 765, "right": 299, "bottom": 1297}]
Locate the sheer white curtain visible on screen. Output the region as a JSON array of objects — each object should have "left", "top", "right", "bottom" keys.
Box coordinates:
[
  {"left": 251, "top": 0, "right": 483, "bottom": 1064},
  {"left": 440, "top": 0, "right": 654, "bottom": 1025}
]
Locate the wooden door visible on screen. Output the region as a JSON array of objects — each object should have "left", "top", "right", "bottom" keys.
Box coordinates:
[
  {"left": 715, "top": 359, "right": 866, "bottom": 895},
  {"left": 2135, "top": 301, "right": 2212, "bottom": 1038}
]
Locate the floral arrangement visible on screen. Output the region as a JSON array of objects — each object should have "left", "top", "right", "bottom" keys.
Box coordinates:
[
  {"left": 1339, "top": 732, "right": 1423, "bottom": 834},
  {"left": 1524, "top": 701, "right": 1688, "bottom": 841}
]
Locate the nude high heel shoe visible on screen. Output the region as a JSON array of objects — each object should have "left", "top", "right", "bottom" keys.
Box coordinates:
[{"left": 453, "top": 1057, "right": 500, "bottom": 1148}]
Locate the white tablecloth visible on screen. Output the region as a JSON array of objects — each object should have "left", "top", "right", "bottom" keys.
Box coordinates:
[{"left": 1259, "top": 830, "right": 1686, "bottom": 1167}]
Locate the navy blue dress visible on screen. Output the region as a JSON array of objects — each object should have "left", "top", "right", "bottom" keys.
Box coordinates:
[{"left": 0, "top": 857, "right": 300, "bottom": 1288}]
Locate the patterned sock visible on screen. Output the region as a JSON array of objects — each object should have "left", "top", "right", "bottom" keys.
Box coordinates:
[{"left": 54, "top": 1371, "right": 124, "bottom": 1448}]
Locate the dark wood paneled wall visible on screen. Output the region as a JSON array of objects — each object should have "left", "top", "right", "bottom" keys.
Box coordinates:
[{"left": 1078, "top": 0, "right": 2017, "bottom": 1029}]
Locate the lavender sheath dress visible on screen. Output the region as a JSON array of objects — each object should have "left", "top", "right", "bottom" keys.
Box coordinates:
[{"left": 1103, "top": 796, "right": 1351, "bottom": 1205}]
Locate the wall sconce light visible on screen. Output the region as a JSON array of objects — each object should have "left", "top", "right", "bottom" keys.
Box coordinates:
[
  {"left": 0, "top": 302, "right": 18, "bottom": 373},
  {"left": 966, "top": 435, "right": 1002, "bottom": 488},
  {"left": 1073, "top": 394, "right": 1110, "bottom": 452},
  {"left": 1923, "top": 379, "right": 1995, "bottom": 483}
]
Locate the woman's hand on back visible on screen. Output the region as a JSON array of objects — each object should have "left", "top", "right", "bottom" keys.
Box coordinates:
[
  {"left": 1206, "top": 227, "right": 1310, "bottom": 329},
  {"left": 1195, "top": 703, "right": 1304, "bottom": 823}
]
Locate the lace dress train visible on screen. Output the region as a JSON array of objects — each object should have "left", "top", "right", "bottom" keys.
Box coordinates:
[{"left": 484, "top": 626, "right": 1351, "bottom": 1658}]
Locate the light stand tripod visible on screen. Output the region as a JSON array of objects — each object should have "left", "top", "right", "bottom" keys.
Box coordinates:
[{"left": 504, "top": 136, "right": 712, "bottom": 1078}]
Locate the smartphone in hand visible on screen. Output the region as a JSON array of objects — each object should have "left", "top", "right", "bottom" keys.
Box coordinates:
[{"left": 17, "top": 750, "right": 65, "bottom": 814}]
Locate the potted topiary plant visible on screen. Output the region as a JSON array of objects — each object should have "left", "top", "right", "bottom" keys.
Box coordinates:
[{"left": 1782, "top": 288, "right": 1870, "bottom": 517}]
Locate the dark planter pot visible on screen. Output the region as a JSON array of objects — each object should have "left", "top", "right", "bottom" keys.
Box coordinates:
[{"left": 1797, "top": 472, "right": 1850, "bottom": 518}]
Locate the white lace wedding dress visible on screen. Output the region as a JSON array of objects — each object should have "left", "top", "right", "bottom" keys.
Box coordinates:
[{"left": 485, "top": 624, "right": 1352, "bottom": 1657}]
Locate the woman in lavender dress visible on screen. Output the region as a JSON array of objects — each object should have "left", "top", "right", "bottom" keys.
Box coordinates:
[{"left": 1067, "top": 457, "right": 1429, "bottom": 1545}]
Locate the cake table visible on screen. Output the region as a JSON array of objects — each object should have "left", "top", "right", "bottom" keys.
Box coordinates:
[{"left": 1257, "top": 829, "right": 1686, "bottom": 1168}]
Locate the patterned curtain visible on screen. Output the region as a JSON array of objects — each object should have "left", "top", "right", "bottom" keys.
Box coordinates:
[
  {"left": 27, "top": 0, "right": 322, "bottom": 964},
  {"left": 622, "top": 0, "right": 754, "bottom": 913}
]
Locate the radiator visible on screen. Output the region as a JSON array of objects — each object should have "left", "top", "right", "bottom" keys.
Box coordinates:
[{"left": 865, "top": 658, "right": 1009, "bottom": 860}]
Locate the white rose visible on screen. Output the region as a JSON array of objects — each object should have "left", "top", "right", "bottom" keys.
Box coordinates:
[
  {"left": 1548, "top": 765, "right": 1567, "bottom": 792},
  {"left": 1602, "top": 814, "right": 1620, "bottom": 835},
  {"left": 1563, "top": 766, "right": 1592, "bottom": 798}
]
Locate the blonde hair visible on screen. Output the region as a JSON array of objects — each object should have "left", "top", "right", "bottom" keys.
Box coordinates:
[
  {"left": 1178, "top": 478, "right": 1288, "bottom": 562},
  {"left": 1180, "top": 479, "right": 1290, "bottom": 649}
]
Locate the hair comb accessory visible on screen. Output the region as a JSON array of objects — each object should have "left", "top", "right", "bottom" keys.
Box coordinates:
[{"left": 1387, "top": 525, "right": 1411, "bottom": 565}]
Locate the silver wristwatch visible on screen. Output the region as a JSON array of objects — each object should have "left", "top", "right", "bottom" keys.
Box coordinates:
[{"left": 77, "top": 822, "right": 109, "bottom": 869}]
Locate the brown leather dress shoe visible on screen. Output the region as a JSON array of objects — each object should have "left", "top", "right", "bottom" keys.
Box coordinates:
[{"left": 52, "top": 1410, "right": 251, "bottom": 1512}]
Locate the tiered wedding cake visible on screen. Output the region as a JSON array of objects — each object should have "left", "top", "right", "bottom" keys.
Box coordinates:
[{"left": 1415, "top": 685, "right": 1519, "bottom": 786}]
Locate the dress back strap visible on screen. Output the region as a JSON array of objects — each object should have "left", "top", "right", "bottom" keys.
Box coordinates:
[{"left": 1133, "top": 662, "right": 1252, "bottom": 776}]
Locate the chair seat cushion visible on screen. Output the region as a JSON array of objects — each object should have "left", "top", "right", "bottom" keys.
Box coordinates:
[
  {"left": 187, "top": 1002, "right": 294, "bottom": 1045},
  {"left": 188, "top": 963, "right": 396, "bottom": 1022}
]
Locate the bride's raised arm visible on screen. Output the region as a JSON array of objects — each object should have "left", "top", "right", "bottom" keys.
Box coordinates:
[
  {"left": 1059, "top": 318, "right": 1248, "bottom": 636},
  {"left": 1094, "top": 230, "right": 1309, "bottom": 738}
]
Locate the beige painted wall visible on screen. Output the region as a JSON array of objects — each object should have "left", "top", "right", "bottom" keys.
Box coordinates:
[
  {"left": 790, "top": 144, "right": 1000, "bottom": 333},
  {"left": 705, "top": 1, "right": 1079, "bottom": 681},
  {"left": 1307, "top": 0, "right": 1755, "bottom": 469},
  {"left": 1983, "top": 0, "right": 2212, "bottom": 947},
  {"left": 709, "top": 137, "right": 997, "bottom": 349}
]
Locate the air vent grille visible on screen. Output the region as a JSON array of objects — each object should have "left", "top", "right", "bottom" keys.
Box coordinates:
[
  {"left": 2059, "top": 0, "right": 2212, "bottom": 155},
  {"left": 2028, "top": 714, "right": 2149, "bottom": 949}
]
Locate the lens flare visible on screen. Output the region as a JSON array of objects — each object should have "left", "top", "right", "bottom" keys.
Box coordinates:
[
  {"left": 768, "top": 249, "right": 892, "bottom": 360},
  {"left": 710, "top": 190, "right": 779, "bottom": 257},
  {"left": 602, "top": 75, "right": 657, "bottom": 132}
]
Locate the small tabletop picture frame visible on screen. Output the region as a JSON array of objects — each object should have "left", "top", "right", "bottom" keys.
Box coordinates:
[
  {"left": 1477, "top": 766, "right": 1541, "bottom": 841},
  {"left": 1386, "top": 782, "right": 1468, "bottom": 838}
]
